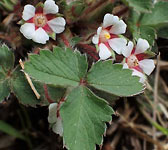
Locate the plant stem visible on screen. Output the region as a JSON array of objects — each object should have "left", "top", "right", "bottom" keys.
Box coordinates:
[
  {"left": 78, "top": 43, "right": 99, "bottom": 61},
  {"left": 43, "top": 84, "right": 54, "bottom": 103}
]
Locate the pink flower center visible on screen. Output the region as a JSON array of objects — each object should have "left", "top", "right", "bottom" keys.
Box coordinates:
[
  {"left": 127, "top": 55, "right": 139, "bottom": 68},
  {"left": 99, "top": 29, "right": 111, "bottom": 43},
  {"left": 34, "top": 14, "right": 47, "bottom": 27}
]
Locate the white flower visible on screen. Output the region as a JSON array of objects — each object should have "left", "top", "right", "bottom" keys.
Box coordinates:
[
  {"left": 92, "top": 13, "right": 127, "bottom": 60},
  {"left": 122, "top": 38, "right": 155, "bottom": 83},
  {"left": 20, "top": 0, "right": 66, "bottom": 44},
  {"left": 48, "top": 103, "right": 63, "bottom": 136}
]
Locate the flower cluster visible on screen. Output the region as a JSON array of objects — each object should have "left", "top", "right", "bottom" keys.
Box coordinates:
[
  {"left": 20, "top": 0, "right": 66, "bottom": 44},
  {"left": 92, "top": 14, "right": 155, "bottom": 83}
]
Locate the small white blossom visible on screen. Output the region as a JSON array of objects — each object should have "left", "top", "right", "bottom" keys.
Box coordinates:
[
  {"left": 20, "top": 0, "right": 66, "bottom": 44},
  {"left": 92, "top": 13, "right": 127, "bottom": 60},
  {"left": 122, "top": 38, "right": 155, "bottom": 83}
]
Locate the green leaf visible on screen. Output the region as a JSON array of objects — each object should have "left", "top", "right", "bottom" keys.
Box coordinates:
[
  {"left": 24, "top": 47, "right": 88, "bottom": 87},
  {"left": 89, "top": 87, "right": 119, "bottom": 103},
  {"left": 70, "top": 37, "right": 81, "bottom": 47},
  {"left": 10, "top": 67, "right": 66, "bottom": 106},
  {"left": 139, "top": 105, "right": 168, "bottom": 136},
  {"left": 0, "top": 44, "right": 14, "bottom": 101},
  {"left": 0, "top": 44, "right": 66, "bottom": 105},
  {"left": 151, "top": 122, "right": 168, "bottom": 136},
  {"left": 60, "top": 86, "right": 114, "bottom": 150},
  {"left": 0, "top": 44, "right": 14, "bottom": 71},
  {"left": 140, "top": 1, "right": 168, "bottom": 27},
  {"left": 0, "top": 120, "right": 26, "bottom": 140},
  {"left": 128, "top": 10, "right": 156, "bottom": 45},
  {"left": 0, "top": 71, "right": 10, "bottom": 101},
  {"left": 125, "top": 0, "right": 153, "bottom": 12},
  {"left": 134, "top": 26, "right": 156, "bottom": 46},
  {"left": 87, "top": 61, "right": 144, "bottom": 97}
]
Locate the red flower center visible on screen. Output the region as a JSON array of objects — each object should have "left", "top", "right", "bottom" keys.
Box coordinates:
[{"left": 34, "top": 14, "right": 47, "bottom": 27}]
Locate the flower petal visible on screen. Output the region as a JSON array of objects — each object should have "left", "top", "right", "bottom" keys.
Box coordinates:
[
  {"left": 139, "top": 59, "right": 155, "bottom": 75},
  {"left": 122, "top": 41, "right": 134, "bottom": 57},
  {"left": 47, "top": 17, "right": 66, "bottom": 34},
  {"left": 20, "top": 23, "right": 35, "bottom": 39},
  {"left": 108, "top": 38, "right": 127, "bottom": 54},
  {"left": 92, "top": 35, "right": 99, "bottom": 44},
  {"left": 123, "top": 63, "right": 129, "bottom": 69},
  {"left": 132, "top": 69, "right": 146, "bottom": 83},
  {"left": 52, "top": 117, "right": 63, "bottom": 136},
  {"left": 135, "top": 38, "right": 150, "bottom": 54},
  {"left": 109, "top": 20, "right": 127, "bottom": 35},
  {"left": 103, "top": 13, "right": 119, "bottom": 28},
  {"left": 99, "top": 43, "right": 111, "bottom": 60},
  {"left": 22, "top": 5, "right": 35, "bottom": 21},
  {"left": 32, "top": 27, "right": 49, "bottom": 44},
  {"left": 97, "top": 27, "right": 102, "bottom": 35},
  {"left": 48, "top": 103, "right": 57, "bottom": 124},
  {"left": 43, "top": 0, "right": 59, "bottom": 14}
]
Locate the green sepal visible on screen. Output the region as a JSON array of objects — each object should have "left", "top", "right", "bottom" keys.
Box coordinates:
[
  {"left": 111, "top": 50, "right": 116, "bottom": 60},
  {"left": 35, "top": 2, "right": 44, "bottom": 8},
  {"left": 49, "top": 32, "right": 56, "bottom": 40},
  {"left": 17, "top": 19, "right": 25, "bottom": 25},
  {"left": 95, "top": 44, "right": 99, "bottom": 52},
  {"left": 143, "top": 50, "right": 156, "bottom": 58}
]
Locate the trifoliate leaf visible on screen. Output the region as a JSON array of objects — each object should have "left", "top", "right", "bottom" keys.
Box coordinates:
[
  {"left": 60, "top": 86, "right": 114, "bottom": 150},
  {"left": 87, "top": 61, "right": 144, "bottom": 96},
  {"left": 24, "top": 47, "right": 88, "bottom": 87},
  {"left": 140, "top": 1, "right": 168, "bottom": 27},
  {"left": 125, "top": 0, "right": 153, "bottom": 12}
]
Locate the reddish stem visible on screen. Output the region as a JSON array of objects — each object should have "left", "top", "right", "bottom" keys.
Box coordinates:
[
  {"left": 69, "top": 0, "right": 116, "bottom": 24},
  {"left": 14, "top": 2, "right": 21, "bottom": 13},
  {"left": 79, "top": 43, "right": 97, "bottom": 53},
  {"left": 43, "top": 84, "right": 54, "bottom": 103},
  {"left": 79, "top": 78, "right": 87, "bottom": 86},
  {"left": 80, "top": 0, "right": 110, "bottom": 19},
  {"left": 71, "top": 6, "right": 78, "bottom": 17},
  {"left": 114, "top": 7, "right": 129, "bottom": 17},
  {"left": 60, "top": 34, "right": 71, "bottom": 48},
  {"left": 78, "top": 43, "right": 99, "bottom": 61},
  {"left": 56, "top": 97, "right": 65, "bottom": 117}
]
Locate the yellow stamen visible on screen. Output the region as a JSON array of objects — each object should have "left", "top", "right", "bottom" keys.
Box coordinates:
[
  {"left": 134, "top": 59, "right": 139, "bottom": 66},
  {"left": 34, "top": 14, "right": 47, "bottom": 27},
  {"left": 104, "top": 33, "right": 111, "bottom": 39},
  {"left": 37, "top": 18, "right": 44, "bottom": 25}
]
